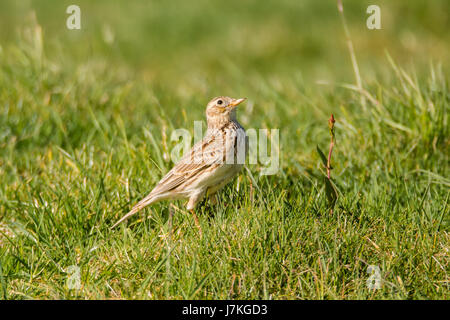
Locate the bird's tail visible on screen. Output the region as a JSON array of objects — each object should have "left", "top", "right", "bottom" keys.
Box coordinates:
[{"left": 111, "top": 194, "right": 156, "bottom": 229}]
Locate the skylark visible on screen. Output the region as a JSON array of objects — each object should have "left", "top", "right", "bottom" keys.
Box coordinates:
[{"left": 112, "top": 96, "right": 247, "bottom": 229}]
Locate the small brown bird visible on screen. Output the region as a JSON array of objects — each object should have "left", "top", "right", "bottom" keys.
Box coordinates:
[{"left": 112, "top": 96, "right": 247, "bottom": 230}]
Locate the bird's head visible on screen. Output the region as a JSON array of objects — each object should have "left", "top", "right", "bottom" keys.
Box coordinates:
[{"left": 205, "top": 96, "right": 246, "bottom": 128}]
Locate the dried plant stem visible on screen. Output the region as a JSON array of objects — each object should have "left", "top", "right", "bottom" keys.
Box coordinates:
[
  {"left": 327, "top": 136, "right": 334, "bottom": 180},
  {"left": 327, "top": 114, "right": 336, "bottom": 214},
  {"left": 327, "top": 114, "right": 336, "bottom": 178}
]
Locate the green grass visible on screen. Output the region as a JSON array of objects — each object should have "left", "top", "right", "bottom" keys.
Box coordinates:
[{"left": 0, "top": 0, "right": 449, "bottom": 299}]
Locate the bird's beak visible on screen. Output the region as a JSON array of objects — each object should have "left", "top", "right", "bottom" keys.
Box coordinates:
[{"left": 229, "top": 98, "right": 246, "bottom": 108}]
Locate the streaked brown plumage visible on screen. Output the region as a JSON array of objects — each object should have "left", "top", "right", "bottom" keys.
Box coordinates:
[{"left": 111, "top": 96, "right": 247, "bottom": 229}]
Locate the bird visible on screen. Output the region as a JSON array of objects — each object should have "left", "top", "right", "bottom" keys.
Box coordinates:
[{"left": 111, "top": 96, "right": 247, "bottom": 231}]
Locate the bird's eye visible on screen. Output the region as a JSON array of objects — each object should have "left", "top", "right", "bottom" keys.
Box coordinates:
[{"left": 217, "top": 100, "right": 223, "bottom": 105}]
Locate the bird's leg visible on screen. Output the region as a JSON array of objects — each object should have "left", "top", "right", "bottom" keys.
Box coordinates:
[
  {"left": 209, "top": 193, "right": 218, "bottom": 205},
  {"left": 168, "top": 205, "right": 174, "bottom": 238},
  {"left": 187, "top": 192, "right": 205, "bottom": 236},
  {"left": 189, "top": 209, "right": 202, "bottom": 236}
]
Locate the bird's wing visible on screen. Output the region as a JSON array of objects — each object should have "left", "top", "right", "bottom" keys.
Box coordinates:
[{"left": 149, "top": 133, "right": 227, "bottom": 196}]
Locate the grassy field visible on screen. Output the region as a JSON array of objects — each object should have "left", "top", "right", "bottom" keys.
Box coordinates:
[{"left": 0, "top": 0, "right": 448, "bottom": 299}]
